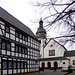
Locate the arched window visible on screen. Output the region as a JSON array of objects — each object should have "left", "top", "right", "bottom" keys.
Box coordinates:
[
  {"left": 47, "top": 62, "right": 51, "bottom": 68},
  {"left": 73, "top": 60, "right": 75, "bottom": 65},
  {"left": 41, "top": 62, "right": 45, "bottom": 68},
  {"left": 54, "top": 61, "right": 58, "bottom": 68}
]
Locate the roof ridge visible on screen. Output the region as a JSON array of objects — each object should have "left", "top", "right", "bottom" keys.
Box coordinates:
[
  {"left": 44, "top": 38, "right": 67, "bottom": 50},
  {"left": 0, "top": 7, "right": 38, "bottom": 40}
]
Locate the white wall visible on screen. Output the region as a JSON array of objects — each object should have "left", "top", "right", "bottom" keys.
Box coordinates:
[
  {"left": 44, "top": 39, "right": 66, "bottom": 58},
  {"left": 40, "top": 60, "right": 69, "bottom": 68},
  {"left": 40, "top": 39, "right": 46, "bottom": 58},
  {"left": 66, "top": 56, "right": 75, "bottom": 66}
]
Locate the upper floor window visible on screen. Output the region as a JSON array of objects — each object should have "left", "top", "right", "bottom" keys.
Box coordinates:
[
  {"left": 23, "top": 35, "right": 28, "bottom": 42},
  {"left": 22, "top": 47, "right": 25, "bottom": 54},
  {"left": 13, "top": 61, "right": 16, "bottom": 68},
  {"left": 7, "top": 41, "right": 11, "bottom": 50},
  {"left": 23, "top": 35, "right": 25, "bottom": 40},
  {"left": 5, "top": 24, "right": 10, "bottom": 33},
  {"left": 19, "top": 46, "right": 22, "bottom": 53},
  {"left": 50, "top": 45, "right": 53, "bottom": 47},
  {"left": 17, "top": 62, "right": 20, "bottom": 68},
  {"left": 0, "top": 38, "right": 1, "bottom": 49},
  {"left": 0, "top": 38, "right": 1, "bottom": 43},
  {"left": 25, "top": 47, "right": 28, "bottom": 55},
  {"left": 21, "top": 62, "right": 24, "bottom": 68},
  {"left": 25, "top": 36, "right": 28, "bottom": 42},
  {"left": 49, "top": 50, "right": 55, "bottom": 56},
  {"left": 2, "top": 40, "right": 6, "bottom": 49},
  {"left": 16, "top": 31, "right": 19, "bottom": 38},
  {"left": 8, "top": 61, "right": 12, "bottom": 69},
  {"left": 15, "top": 44, "right": 18, "bottom": 53},
  {"left": 19, "top": 33, "right": 23, "bottom": 39},
  {"left": 3, "top": 60, "right": 7, "bottom": 69},
  {"left": 63, "top": 62, "right": 65, "bottom": 64}
]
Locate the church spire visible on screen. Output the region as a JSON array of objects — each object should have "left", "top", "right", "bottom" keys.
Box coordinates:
[
  {"left": 36, "top": 18, "right": 47, "bottom": 40},
  {"left": 39, "top": 18, "right": 43, "bottom": 28}
]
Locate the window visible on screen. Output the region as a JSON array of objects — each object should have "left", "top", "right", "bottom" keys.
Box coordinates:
[
  {"left": 0, "top": 38, "right": 1, "bottom": 49},
  {"left": 22, "top": 47, "right": 25, "bottom": 54},
  {"left": 3, "top": 60, "right": 7, "bottom": 69},
  {"left": 2, "top": 40, "right": 6, "bottom": 49},
  {"left": 73, "top": 60, "right": 75, "bottom": 65},
  {"left": 19, "top": 46, "right": 21, "bottom": 53},
  {"left": 19, "top": 33, "right": 23, "bottom": 39},
  {"left": 23, "top": 35, "right": 25, "bottom": 40},
  {"left": 23, "top": 35, "right": 28, "bottom": 42},
  {"left": 25, "top": 47, "right": 28, "bottom": 55},
  {"left": 50, "top": 45, "right": 53, "bottom": 47},
  {"left": 16, "top": 31, "right": 19, "bottom": 37},
  {"left": 63, "top": 62, "right": 65, "bottom": 64},
  {"left": 0, "top": 38, "right": 1, "bottom": 43},
  {"left": 21, "top": 62, "right": 23, "bottom": 68},
  {"left": 7, "top": 41, "right": 11, "bottom": 50},
  {"left": 17, "top": 62, "right": 20, "bottom": 68},
  {"left": 49, "top": 50, "right": 55, "bottom": 56},
  {"left": 8, "top": 61, "right": 12, "bottom": 69},
  {"left": 15, "top": 44, "right": 18, "bottom": 53},
  {"left": 13, "top": 61, "right": 16, "bottom": 68},
  {"left": 26, "top": 62, "right": 27, "bottom": 68},
  {"left": 5, "top": 25, "right": 10, "bottom": 33}
]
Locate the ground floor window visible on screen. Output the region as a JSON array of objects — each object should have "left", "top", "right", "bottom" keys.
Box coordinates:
[
  {"left": 3, "top": 60, "right": 28, "bottom": 70},
  {"left": 73, "top": 60, "right": 75, "bottom": 65}
]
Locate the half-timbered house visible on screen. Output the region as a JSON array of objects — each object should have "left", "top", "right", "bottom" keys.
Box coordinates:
[{"left": 0, "top": 7, "right": 40, "bottom": 75}]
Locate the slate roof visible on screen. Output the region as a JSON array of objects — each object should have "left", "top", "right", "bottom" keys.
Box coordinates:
[
  {"left": 40, "top": 57, "right": 69, "bottom": 61},
  {"left": 0, "top": 7, "right": 38, "bottom": 40},
  {"left": 64, "top": 50, "right": 75, "bottom": 57}
]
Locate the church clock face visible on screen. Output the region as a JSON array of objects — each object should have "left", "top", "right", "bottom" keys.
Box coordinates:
[{"left": 37, "top": 32, "right": 40, "bottom": 36}]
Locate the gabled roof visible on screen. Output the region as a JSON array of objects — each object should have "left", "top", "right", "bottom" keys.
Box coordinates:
[
  {"left": 44, "top": 38, "right": 67, "bottom": 50},
  {"left": 0, "top": 7, "right": 38, "bottom": 40},
  {"left": 40, "top": 57, "right": 69, "bottom": 61},
  {"left": 64, "top": 50, "right": 75, "bottom": 57}
]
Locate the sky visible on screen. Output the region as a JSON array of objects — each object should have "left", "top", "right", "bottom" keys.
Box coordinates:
[
  {"left": 0, "top": 0, "right": 75, "bottom": 50},
  {"left": 0, "top": 0, "right": 39, "bottom": 33},
  {"left": 0, "top": 0, "right": 59, "bottom": 37}
]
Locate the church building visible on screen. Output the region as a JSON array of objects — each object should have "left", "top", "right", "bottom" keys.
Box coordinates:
[
  {"left": 0, "top": 7, "right": 40, "bottom": 75},
  {"left": 36, "top": 18, "right": 75, "bottom": 69}
]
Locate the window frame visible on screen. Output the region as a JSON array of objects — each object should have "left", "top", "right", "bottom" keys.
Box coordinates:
[
  {"left": 49, "top": 50, "right": 55, "bottom": 56},
  {"left": 5, "top": 24, "right": 10, "bottom": 33},
  {"left": 7, "top": 41, "right": 11, "bottom": 51},
  {"left": 2, "top": 39, "right": 6, "bottom": 50}
]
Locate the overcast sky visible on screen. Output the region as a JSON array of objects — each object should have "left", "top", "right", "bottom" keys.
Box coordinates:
[
  {"left": 0, "top": 0, "right": 75, "bottom": 50},
  {"left": 0, "top": 0, "right": 60, "bottom": 38},
  {"left": 0, "top": 0, "right": 39, "bottom": 33}
]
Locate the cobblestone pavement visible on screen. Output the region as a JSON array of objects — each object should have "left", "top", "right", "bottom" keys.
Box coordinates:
[{"left": 35, "top": 70, "right": 67, "bottom": 75}]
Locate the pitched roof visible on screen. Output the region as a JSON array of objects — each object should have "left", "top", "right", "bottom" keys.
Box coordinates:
[
  {"left": 40, "top": 57, "right": 69, "bottom": 61},
  {"left": 0, "top": 7, "right": 38, "bottom": 40},
  {"left": 64, "top": 50, "right": 75, "bottom": 57},
  {"left": 44, "top": 38, "right": 67, "bottom": 51}
]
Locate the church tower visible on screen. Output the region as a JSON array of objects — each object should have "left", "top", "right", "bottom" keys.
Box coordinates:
[{"left": 36, "top": 18, "right": 47, "bottom": 58}]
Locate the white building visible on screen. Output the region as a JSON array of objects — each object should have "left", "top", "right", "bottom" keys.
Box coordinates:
[{"left": 36, "top": 19, "right": 75, "bottom": 69}]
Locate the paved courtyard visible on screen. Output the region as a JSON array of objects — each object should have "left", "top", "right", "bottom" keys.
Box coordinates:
[{"left": 35, "top": 70, "right": 67, "bottom": 75}]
